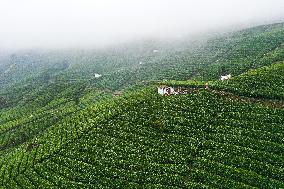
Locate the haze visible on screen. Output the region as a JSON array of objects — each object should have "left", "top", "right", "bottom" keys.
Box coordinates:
[{"left": 0, "top": 0, "right": 284, "bottom": 49}]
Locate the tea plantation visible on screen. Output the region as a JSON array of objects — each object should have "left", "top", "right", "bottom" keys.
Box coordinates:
[
  {"left": 1, "top": 66, "right": 284, "bottom": 188},
  {"left": 211, "top": 61, "right": 284, "bottom": 100},
  {"left": 0, "top": 23, "right": 284, "bottom": 188}
]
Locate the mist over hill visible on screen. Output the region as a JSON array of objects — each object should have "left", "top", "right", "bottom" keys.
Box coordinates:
[
  {"left": 1, "top": 1, "right": 284, "bottom": 188},
  {"left": 1, "top": 0, "right": 284, "bottom": 49}
]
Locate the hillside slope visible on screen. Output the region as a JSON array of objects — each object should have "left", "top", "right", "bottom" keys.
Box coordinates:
[
  {"left": 1, "top": 22, "right": 284, "bottom": 96},
  {"left": 1, "top": 64, "right": 284, "bottom": 188},
  {"left": 1, "top": 22, "right": 283, "bottom": 158},
  {"left": 211, "top": 61, "right": 284, "bottom": 100},
  {"left": 1, "top": 23, "right": 284, "bottom": 188}
]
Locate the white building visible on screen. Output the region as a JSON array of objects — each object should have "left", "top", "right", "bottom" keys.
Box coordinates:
[
  {"left": 157, "top": 85, "right": 175, "bottom": 95},
  {"left": 94, "top": 73, "right": 102, "bottom": 78},
  {"left": 220, "top": 74, "right": 231, "bottom": 81}
]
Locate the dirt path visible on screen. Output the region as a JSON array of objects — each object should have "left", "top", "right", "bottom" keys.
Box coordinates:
[{"left": 208, "top": 89, "right": 284, "bottom": 109}]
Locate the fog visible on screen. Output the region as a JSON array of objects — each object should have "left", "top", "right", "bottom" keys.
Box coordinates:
[{"left": 0, "top": 0, "right": 284, "bottom": 49}]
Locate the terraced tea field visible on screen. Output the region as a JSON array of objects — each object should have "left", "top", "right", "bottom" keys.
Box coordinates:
[
  {"left": 1, "top": 84, "right": 283, "bottom": 188},
  {"left": 1, "top": 22, "right": 284, "bottom": 189}
]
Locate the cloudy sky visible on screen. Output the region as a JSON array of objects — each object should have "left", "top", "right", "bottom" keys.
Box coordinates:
[{"left": 0, "top": 0, "right": 284, "bottom": 49}]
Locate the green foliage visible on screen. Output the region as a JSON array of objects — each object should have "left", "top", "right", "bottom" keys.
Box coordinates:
[
  {"left": 211, "top": 62, "right": 284, "bottom": 100},
  {"left": 1, "top": 22, "right": 284, "bottom": 188},
  {"left": 160, "top": 80, "right": 206, "bottom": 88},
  {"left": 1, "top": 88, "right": 283, "bottom": 188}
]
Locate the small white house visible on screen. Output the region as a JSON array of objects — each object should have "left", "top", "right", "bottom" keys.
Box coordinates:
[
  {"left": 153, "top": 49, "right": 159, "bottom": 53},
  {"left": 220, "top": 74, "right": 231, "bottom": 81},
  {"left": 158, "top": 85, "right": 175, "bottom": 95},
  {"left": 94, "top": 73, "right": 102, "bottom": 78}
]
